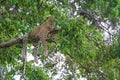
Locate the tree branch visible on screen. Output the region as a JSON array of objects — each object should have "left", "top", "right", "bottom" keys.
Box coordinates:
[
  {"left": 77, "top": 8, "right": 101, "bottom": 28},
  {"left": 0, "top": 38, "right": 22, "bottom": 48},
  {"left": 0, "top": 29, "right": 61, "bottom": 49}
]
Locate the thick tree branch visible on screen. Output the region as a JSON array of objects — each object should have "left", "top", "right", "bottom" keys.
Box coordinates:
[
  {"left": 77, "top": 8, "right": 101, "bottom": 28},
  {"left": 0, "top": 38, "right": 22, "bottom": 48},
  {"left": 0, "top": 29, "right": 61, "bottom": 49}
]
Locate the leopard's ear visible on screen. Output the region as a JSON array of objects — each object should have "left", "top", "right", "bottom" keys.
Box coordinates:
[{"left": 46, "top": 16, "right": 53, "bottom": 21}]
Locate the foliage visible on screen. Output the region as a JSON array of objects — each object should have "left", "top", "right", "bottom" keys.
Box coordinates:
[
  {"left": 25, "top": 63, "right": 49, "bottom": 80},
  {"left": 0, "top": 0, "right": 120, "bottom": 80}
]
